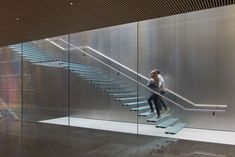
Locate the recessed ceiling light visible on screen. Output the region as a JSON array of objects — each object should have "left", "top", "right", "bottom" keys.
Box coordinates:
[
  {"left": 16, "top": 17, "right": 20, "bottom": 21},
  {"left": 70, "top": 2, "right": 73, "bottom": 5}
]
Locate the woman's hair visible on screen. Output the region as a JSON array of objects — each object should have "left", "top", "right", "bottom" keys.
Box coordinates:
[
  {"left": 150, "top": 70, "right": 159, "bottom": 86},
  {"left": 151, "top": 69, "right": 160, "bottom": 74}
]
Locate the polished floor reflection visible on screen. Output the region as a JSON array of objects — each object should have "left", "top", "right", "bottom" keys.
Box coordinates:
[{"left": 0, "top": 119, "right": 234, "bottom": 157}]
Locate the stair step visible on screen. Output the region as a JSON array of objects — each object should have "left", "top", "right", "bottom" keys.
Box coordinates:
[
  {"left": 69, "top": 63, "right": 93, "bottom": 67},
  {"left": 129, "top": 105, "right": 149, "bottom": 111},
  {"left": 63, "top": 65, "right": 91, "bottom": 69},
  {"left": 147, "top": 114, "right": 170, "bottom": 122},
  {"left": 109, "top": 93, "right": 137, "bottom": 97},
  {"left": 70, "top": 68, "right": 93, "bottom": 72},
  {"left": 69, "top": 65, "right": 91, "bottom": 68},
  {"left": 80, "top": 75, "right": 109, "bottom": 80},
  {"left": 22, "top": 54, "right": 48, "bottom": 58},
  {"left": 165, "top": 123, "right": 186, "bottom": 135},
  {"left": 115, "top": 97, "right": 145, "bottom": 101},
  {"left": 99, "top": 86, "right": 124, "bottom": 90},
  {"left": 70, "top": 67, "right": 94, "bottom": 72},
  {"left": 27, "top": 57, "right": 52, "bottom": 61},
  {"left": 123, "top": 101, "right": 147, "bottom": 106},
  {"left": 21, "top": 52, "right": 46, "bottom": 55},
  {"left": 34, "top": 62, "right": 64, "bottom": 67},
  {"left": 96, "top": 83, "right": 125, "bottom": 87},
  {"left": 92, "top": 82, "right": 119, "bottom": 86},
  {"left": 78, "top": 74, "right": 109, "bottom": 78},
  {"left": 69, "top": 63, "right": 90, "bottom": 67},
  {"left": 97, "top": 85, "right": 126, "bottom": 90},
  {"left": 31, "top": 59, "right": 54, "bottom": 63},
  {"left": 104, "top": 89, "right": 131, "bottom": 93},
  {"left": 138, "top": 111, "right": 155, "bottom": 117},
  {"left": 85, "top": 78, "right": 112, "bottom": 82},
  {"left": 32, "top": 60, "right": 56, "bottom": 64},
  {"left": 75, "top": 71, "right": 101, "bottom": 75},
  {"left": 70, "top": 68, "right": 94, "bottom": 73},
  {"left": 23, "top": 56, "right": 50, "bottom": 60},
  {"left": 156, "top": 118, "right": 178, "bottom": 128},
  {"left": 68, "top": 65, "right": 92, "bottom": 68}
]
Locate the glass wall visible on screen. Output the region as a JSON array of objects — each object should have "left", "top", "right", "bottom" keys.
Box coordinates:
[
  {"left": 21, "top": 36, "right": 70, "bottom": 157},
  {"left": 0, "top": 4, "right": 235, "bottom": 157},
  {"left": 0, "top": 44, "right": 22, "bottom": 157}
]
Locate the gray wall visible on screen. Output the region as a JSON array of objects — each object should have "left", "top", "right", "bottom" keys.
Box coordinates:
[{"left": 137, "top": 5, "right": 235, "bottom": 130}]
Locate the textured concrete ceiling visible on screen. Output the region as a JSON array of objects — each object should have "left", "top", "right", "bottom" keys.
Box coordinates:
[{"left": 0, "top": 0, "right": 235, "bottom": 46}]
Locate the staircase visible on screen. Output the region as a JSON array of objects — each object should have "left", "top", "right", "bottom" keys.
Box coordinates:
[{"left": 10, "top": 43, "right": 186, "bottom": 135}]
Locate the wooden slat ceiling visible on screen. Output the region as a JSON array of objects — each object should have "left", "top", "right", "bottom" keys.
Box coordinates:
[{"left": 0, "top": 0, "right": 235, "bottom": 47}]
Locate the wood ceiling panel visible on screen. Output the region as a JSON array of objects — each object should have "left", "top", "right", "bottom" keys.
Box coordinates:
[{"left": 0, "top": 0, "right": 235, "bottom": 46}]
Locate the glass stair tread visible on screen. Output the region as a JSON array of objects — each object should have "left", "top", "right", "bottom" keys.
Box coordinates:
[
  {"left": 123, "top": 100, "right": 147, "bottom": 106},
  {"left": 104, "top": 89, "right": 132, "bottom": 93},
  {"left": 22, "top": 51, "right": 46, "bottom": 55},
  {"left": 156, "top": 118, "right": 178, "bottom": 128},
  {"left": 34, "top": 60, "right": 57, "bottom": 63},
  {"left": 33, "top": 62, "right": 64, "bottom": 67},
  {"left": 77, "top": 74, "right": 109, "bottom": 77},
  {"left": 100, "top": 86, "right": 125, "bottom": 90},
  {"left": 31, "top": 60, "right": 55, "bottom": 63},
  {"left": 129, "top": 105, "right": 149, "bottom": 111},
  {"left": 92, "top": 82, "right": 119, "bottom": 86},
  {"left": 69, "top": 64, "right": 90, "bottom": 67},
  {"left": 109, "top": 93, "right": 137, "bottom": 97},
  {"left": 165, "top": 123, "right": 186, "bottom": 135},
  {"left": 62, "top": 64, "right": 90, "bottom": 69},
  {"left": 69, "top": 63, "right": 90, "bottom": 67},
  {"left": 96, "top": 84, "right": 126, "bottom": 89},
  {"left": 115, "top": 97, "right": 145, "bottom": 101},
  {"left": 69, "top": 66, "right": 93, "bottom": 70},
  {"left": 98, "top": 84, "right": 125, "bottom": 89},
  {"left": 25, "top": 56, "right": 51, "bottom": 59},
  {"left": 138, "top": 111, "right": 155, "bottom": 117},
  {"left": 147, "top": 114, "right": 170, "bottom": 122},
  {"left": 75, "top": 71, "right": 101, "bottom": 75},
  {"left": 70, "top": 68, "right": 94, "bottom": 72},
  {"left": 80, "top": 76, "right": 109, "bottom": 80},
  {"left": 76, "top": 72, "right": 104, "bottom": 76},
  {"left": 31, "top": 59, "right": 55, "bottom": 62},
  {"left": 84, "top": 78, "right": 112, "bottom": 82},
  {"left": 91, "top": 80, "right": 122, "bottom": 83},
  {"left": 22, "top": 53, "right": 48, "bottom": 57}
]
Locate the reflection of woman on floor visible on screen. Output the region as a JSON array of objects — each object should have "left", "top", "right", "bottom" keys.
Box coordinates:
[{"left": 147, "top": 70, "right": 161, "bottom": 118}]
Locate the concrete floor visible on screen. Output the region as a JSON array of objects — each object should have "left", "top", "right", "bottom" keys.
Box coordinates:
[
  {"left": 40, "top": 117, "right": 235, "bottom": 145},
  {"left": 0, "top": 119, "right": 234, "bottom": 157}
]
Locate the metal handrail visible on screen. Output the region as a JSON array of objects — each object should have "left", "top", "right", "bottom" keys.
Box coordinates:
[{"left": 45, "top": 38, "right": 225, "bottom": 112}]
